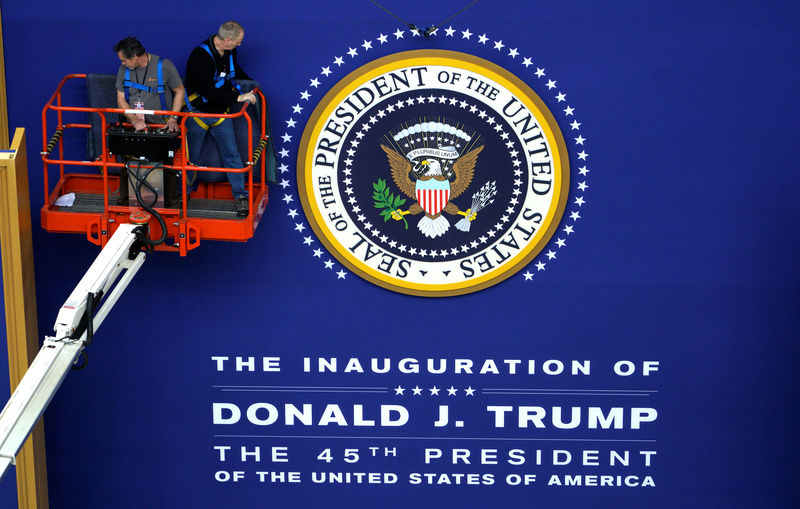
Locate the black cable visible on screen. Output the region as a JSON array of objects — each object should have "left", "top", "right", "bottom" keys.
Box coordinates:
[
  {"left": 72, "top": 292, "right": 95, "bottom": 371},
  {"left": 71, "top": 350, "right": 88, "bottom": 371},
  {"left": 129, "top": 161, "right": 159, "bottom": 201},
  {"left": 85, "top": 292, "right": 94, "bottom": 346},
  {"left": 367, "top": 0, "right": 412, "bottom": 27},
  {"left": 431, "top": 0, "right": 480, "bottom": 32},
  {"left": 368, "top": 0, "right": 481, "bottom": 38},
  {"left": 366, "top": 0, "right": 424, "bottom": 35},
  {"left": 127, "top": 160, "right": 168, "bottom": 247}
]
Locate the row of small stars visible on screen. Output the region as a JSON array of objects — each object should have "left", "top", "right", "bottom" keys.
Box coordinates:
[
  {"left": 394, "top": 385, "right": 476, "bottom": 396},
  {"left": 467, "top": 27, "right": 591, "bottom": 283},
  {"left": 278, "top": 27, "right": 589, "bottom": 279},
  {"left": 521, "top": 169, "right": 589, "bottom": 280},
  {"left": 463, "top": 19, "right": 593, "bottom": 262}
]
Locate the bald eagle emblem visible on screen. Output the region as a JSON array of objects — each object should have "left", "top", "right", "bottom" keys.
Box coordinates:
[{"left": 378, "top": 121, "right": 494, "bottom": 238}]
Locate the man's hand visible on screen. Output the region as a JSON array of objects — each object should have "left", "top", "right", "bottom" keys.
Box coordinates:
[
  {"left": 131, "top": 117, "right": 147, "bottom": 131},
  {"left": 166, "top": 117, "right": 178, "bottom": 132},
  {"left": 237, "top": 91, "right": 257, "bottom": 104}
]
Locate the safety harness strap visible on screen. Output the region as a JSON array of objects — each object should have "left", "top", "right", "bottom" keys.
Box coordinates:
[
  {"left": 189, "top": 43, "right": 242, "bottom": 110},
  {"left": 123, "top": 58, "right": 167, "bottom": 112},
  {"left": 190, "top": 115, "right": 225, "bottom": 130},
  {"left": 185, "top": 92, "right": 229, "bottom": 123}
]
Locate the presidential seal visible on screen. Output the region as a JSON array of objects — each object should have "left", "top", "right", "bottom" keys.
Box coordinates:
[{"left": 297, "top": 50, "right": 569, "bottom": 296}]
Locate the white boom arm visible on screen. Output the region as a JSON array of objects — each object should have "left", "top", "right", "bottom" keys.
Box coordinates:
[{"left": 0, "top": 223, "right": 148, "bottom": 480}]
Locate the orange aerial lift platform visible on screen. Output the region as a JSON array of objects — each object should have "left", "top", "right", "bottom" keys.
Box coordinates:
[{"left": 39, "top": 74, "right": 273, "bottom": 255}]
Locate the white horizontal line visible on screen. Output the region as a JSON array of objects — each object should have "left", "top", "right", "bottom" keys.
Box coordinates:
[
  {"left": 219, "top": 389, "right": 388, "bottom": 393},
  {"left": 213, "top": 385, "right": 388, "bottom": 389},
  {"left": 213, "top": 435, "right": 657, "bottom": 443},
  {"left": 482, "top": 392, "right": 650, "bottom": 396},
  {"left": 483, "top": 388, "right": 657, "bottom": 392}
]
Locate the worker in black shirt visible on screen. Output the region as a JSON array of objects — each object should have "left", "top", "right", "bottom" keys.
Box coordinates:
[{"left": 184, "top": 21, "right": 257, "bottom": 217}]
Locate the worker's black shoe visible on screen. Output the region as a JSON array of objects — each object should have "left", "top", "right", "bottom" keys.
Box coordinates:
[{"left": 236, "top": 196, "right": 249, "bottom": 218}]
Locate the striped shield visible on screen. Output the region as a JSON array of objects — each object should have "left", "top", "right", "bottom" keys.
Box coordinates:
[{"left": 415, "top": 178, "right": 451, "bottom": 216}]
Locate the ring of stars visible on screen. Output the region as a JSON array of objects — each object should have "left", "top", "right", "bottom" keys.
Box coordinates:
[{"left": 277, "top": 26, "right": 589, "bottom": 282}]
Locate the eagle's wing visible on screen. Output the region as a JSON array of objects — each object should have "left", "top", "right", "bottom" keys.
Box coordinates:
[
  {"left": 380, "top": 144, "right": 416, "bottom": 198},
  {"left": 450, "top": 145, "right": 484, "bottom": 199}
]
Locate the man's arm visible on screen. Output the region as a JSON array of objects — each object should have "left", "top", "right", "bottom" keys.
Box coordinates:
[
  {"left": 231, "top": 51, "right": 256, "bottom": 103},
  {"left": 166, "top": 85, "right": 185, "bottom": 131},
  {"left": 162, "top": 60, "right": 186, "bottom": 132},
  {"left": 116, "top": 90, "right": 146, "bottom": 131}
]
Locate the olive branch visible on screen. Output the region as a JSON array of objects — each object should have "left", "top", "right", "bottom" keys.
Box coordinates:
[{"left": 373, "top": 178, "right": 408, "bottom": 230}]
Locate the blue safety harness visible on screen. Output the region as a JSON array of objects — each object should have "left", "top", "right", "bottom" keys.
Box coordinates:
[
  {"left": 185, "top": 43, "right": 243, "bottom": 129},
  {"left": 186, "top": 44, "right": 242, "bottom": 110},
  {"left": 123, "top": 57, "right": 167, "bottom": 111}
]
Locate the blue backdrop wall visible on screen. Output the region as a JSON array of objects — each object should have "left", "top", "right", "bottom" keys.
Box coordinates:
[{"left": 1, "top": 1, "right": 799, "bottom": 507}]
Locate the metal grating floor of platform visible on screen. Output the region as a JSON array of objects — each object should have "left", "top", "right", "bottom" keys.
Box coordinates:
[{"left": 56, "top": 192, "right": 239, "bottom": 219}]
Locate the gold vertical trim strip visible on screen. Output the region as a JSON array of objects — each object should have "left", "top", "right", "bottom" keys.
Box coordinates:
[
  {"left": 0, "top": 6, "right": 10, "bottom": 149},
  {"left": 0, "top": 129, "right": 49, "bottom": 509}
]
